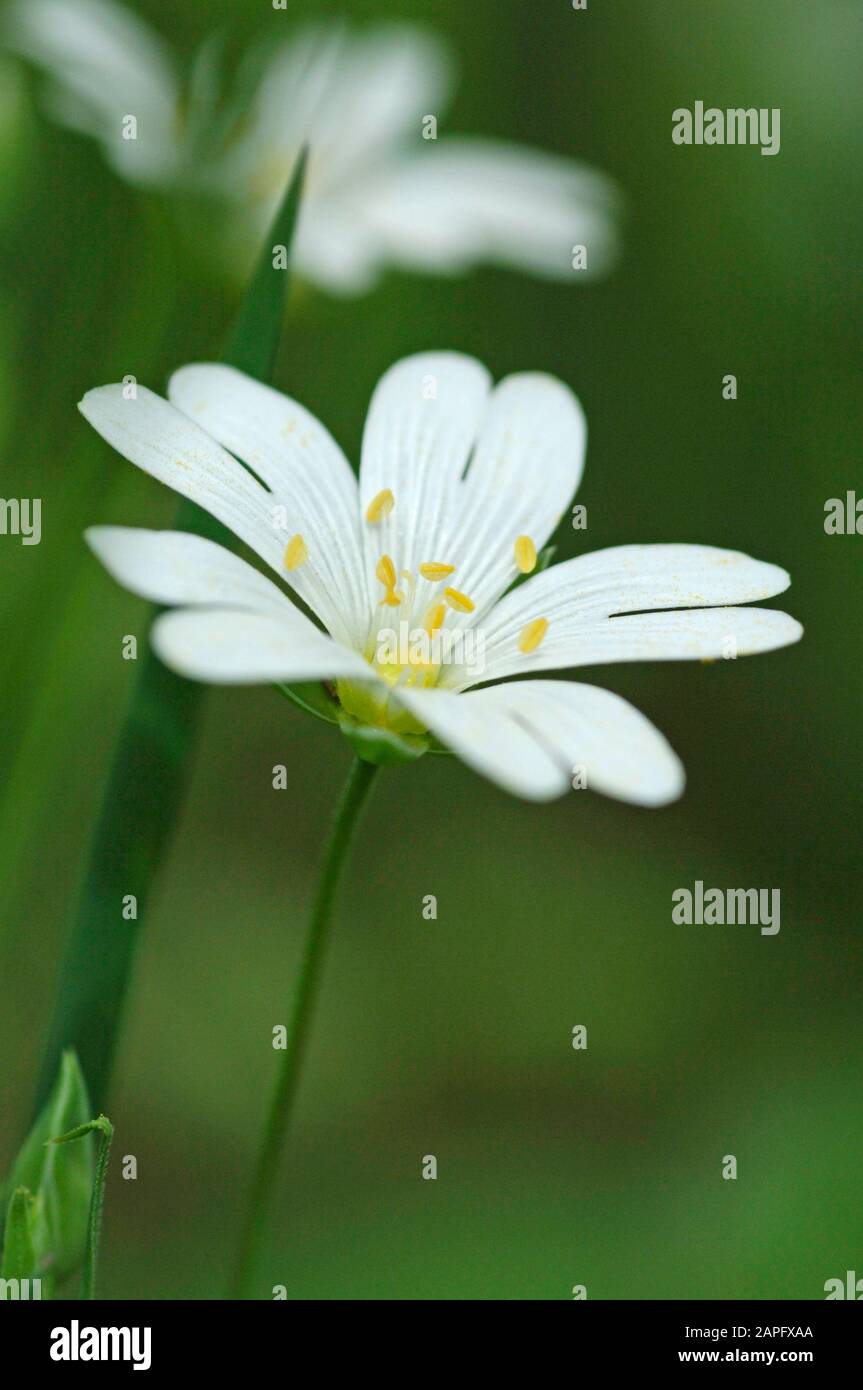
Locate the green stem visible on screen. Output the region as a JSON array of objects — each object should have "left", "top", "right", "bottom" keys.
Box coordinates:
[
  {"left": 230, "top": 756, "right": 379, "bottom": 1299},
  {"left": 82, "top": 1118, "right": 114, "bottom": 1301},
  {"left": 52, "top": 1113, "right": 114, "bottom": 1300}
]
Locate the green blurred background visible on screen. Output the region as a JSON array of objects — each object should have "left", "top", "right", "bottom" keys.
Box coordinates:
[{"left": 1, "top": 0, "right": 861, "bottom": 1299}]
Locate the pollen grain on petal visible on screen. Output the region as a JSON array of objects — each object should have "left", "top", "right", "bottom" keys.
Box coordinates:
[
  {"left": 284, "top": 533, "right": 308, "bottom": 571},
  {"left": 366, "top": 488, "right": 395, "bottom": 524},
  {"left": 444, "top": 587, "right": 475, "bottom": 614},
  {"left": 420, "top": 561, "right": 455, "bottom": 581},
  {"left": 514, "top": 535, "right": 537, "bottom": 573},
  {"left": 519, "top": 617, "right": 549, "bottom": 654}
]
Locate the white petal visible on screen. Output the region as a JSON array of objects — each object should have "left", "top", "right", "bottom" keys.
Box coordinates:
[
  {"left": 169, "top": 364, "right": 366, "bottom": 646},
  {"left": 445, "top": 372, "right": 586, "bottom": 620},
  {"left": 358, "top": 351, "right": 492, "bottom": 595},
  {"left": 6, "top": 0, "right": 181, "bottom": 185},
  {"left": 359, "top": 136, "right": 621, "bottom": 281},
  {"left": 448, "top": 545, "right": 798, "bottom": 686},
  {"left": 85, "top": 526, "right": 294, "bottom": 615},
  {"left": 151, "top": 607, "right": 369, "bottom": 686},
  {"left": 465, "top": 680, "right": 685, "bottom": 806},
  {"left": 490, "top": 544, "right": 790, "bottom": 625},
  {"left": 394, "top": 685, "right": 568, "bottom": 802},
  {"left": 359, "top": 357, "right": 584, "bottom": 643},
  {"left": 79, "top": 382, "right": 292, "bottom": 599},
  {"left": 300, "top": 25, "right": 453, "bottom": 185},
  {"left": 290, "top": 208, "right": 385, "bottom": 295},
  {"left": 462, "top": 607, "right": 803, "bottom": 687},
  {"left": 397, "top": 680, "right": 683, "bottom": 806},
  {"left": 217, "top": 23, "right": 452, "bottom": 236}
]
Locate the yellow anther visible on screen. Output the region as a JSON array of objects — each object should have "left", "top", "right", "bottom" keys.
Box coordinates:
[
  {"left": 376, "top": 554, "right": 397, "bottom": 587},
  {"left": 366, "top": 488, "right": 395, "bottom": 524},
  {"left": 519, "top": 617, "right": 549, "bottom": 654},
  {"left": 444, "top": 587, "right": 475, "bottom": 614},
  {"left": 420, "top": 561, "right": 455, "bottom": 581},
  {"left": 424, "top": 602, "right": 446, "bottom": 635},
  {"left": 514, "top": 535, "right": 537, "bottom": 574},
  {"left": 284, "top": 534, "right": 308, "bottom": 571},
  {"left": 376, "top": 553, "right": 403, "bottom": 607}
]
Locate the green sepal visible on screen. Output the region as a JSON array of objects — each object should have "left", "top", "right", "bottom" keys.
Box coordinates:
[
  {"left": 425, "top": 738, "right": 454, "bottom": 756},
  {"left": 1, "top": 1187, "right": 38, "bottom": 1282},
  {"left": 3, "top": 1051, "right": 93, "bottom": 1281},
  {"left": 277, "top": 681, "right": 452, "bottom": 758},
  {"left": 275, "top": 680, "right": 341, "bottom": 726},
  {"left": 52, "top": 1115, "right": 114, "bottom": 1147},
  {"left": 339, "top": 720, "right": 429, "bottom": 766}
]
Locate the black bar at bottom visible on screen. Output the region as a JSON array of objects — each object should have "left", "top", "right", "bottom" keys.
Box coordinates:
[{"left": 0, "top": 1297, "right": 858, "bottom": 1372}]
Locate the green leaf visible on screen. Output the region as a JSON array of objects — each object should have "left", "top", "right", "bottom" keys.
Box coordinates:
[
  {"left": 33, "top": 150, "right": 309, "bottom": 1115},
  {"left": 1, "top": 1188, "right": 38, "bottom": 1283},
  {"left": 221, "top": 144, "right": 308, "bottom": 381},
  {"left": 4, "top": 1052, "right": 93, "bottom": 1282}
]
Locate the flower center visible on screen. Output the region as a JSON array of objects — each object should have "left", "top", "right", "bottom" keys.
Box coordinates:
[{"left": 335, "top": 491, "right": 550, "bottom": 733}]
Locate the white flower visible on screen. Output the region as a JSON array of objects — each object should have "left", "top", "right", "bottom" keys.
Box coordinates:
[
  {"left": 5, "top": 0, "right": 620, "bottom": 293},
  {"left": 79, "top": 352, "right": 802, "bottom": 804}
]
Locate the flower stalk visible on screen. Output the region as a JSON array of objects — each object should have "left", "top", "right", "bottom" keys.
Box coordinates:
[
  {"left": 230, "top": 756, "right": 379, "bottom": 1300},
  {"left": 52, "top": 1114, "right": 115, "bottom": 1300}
]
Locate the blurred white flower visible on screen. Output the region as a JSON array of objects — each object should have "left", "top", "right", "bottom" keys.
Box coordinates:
[
  {"left": 80, "top": 351, "right": 801, "bottom": 804},
  {"left": 5, "top": 0, "right": 621, "bottom": 292}
]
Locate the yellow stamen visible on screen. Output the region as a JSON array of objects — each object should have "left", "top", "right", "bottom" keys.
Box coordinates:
[
  {"left": 376, "top": 553, "right": 403, "bottom": 607},
  {"left": 400, "top": 569, "right": 417, "bottom": 609},
  {"left": 519, "top": 617, "right": 549, "bottom": 654},
  {"left": 444, "top": 587, "right": 475, "bottom": 614},
  {"left": 366, "top": 488, "right": 395, "bottom": 524},
  {"left": 424, "top": 602, "right": 446, "bottom": 635},
  {"left": 514, "top": 535, "right": 537, "bottom": 574},
  {"left": 376, "top": 555, "right": 396, "bottom": 587},
  {"left": 284, "top": 534, "right": 308, "bottom": 571},
  {"left": 420, "top": 561, "right": 455, "bottom": 581}
]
